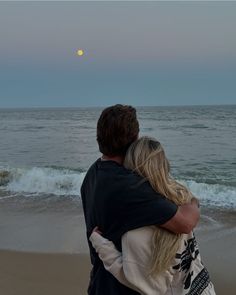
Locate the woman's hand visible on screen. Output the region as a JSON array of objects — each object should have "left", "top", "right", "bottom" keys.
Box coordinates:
[{"left": 92, "top": 226, "right": 103, "bottom": 235}]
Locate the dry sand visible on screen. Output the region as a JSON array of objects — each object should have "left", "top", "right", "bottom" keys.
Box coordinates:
[
  {"left": 0, "top": 250, "right": 90, "bottom": 295},
  {"left": 1, "top": 221, "right": 235, "bottom": 295}
]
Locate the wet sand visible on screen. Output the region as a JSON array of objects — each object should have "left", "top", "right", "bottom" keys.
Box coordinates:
[
  {"left": 1, "top": 221, "right": 236, "bottom": 295},
  {"left": 0, "top": 200, "right": 235, "bottom": 295},
  {"left": 197, "top": 226, "right": 236, "bottom": 294}
]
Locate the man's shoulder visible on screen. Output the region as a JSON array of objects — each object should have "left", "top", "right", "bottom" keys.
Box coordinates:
[
  {"left": 81, "top": 159, "right": 99, "bottom": 191},
  {"left": 81, "top": 159, "right": 129, "bottom": 187},
  {"left": 82, "top": 159, "right": 102, "bottom": 180},
  {"left": 85, "top": 159, "right": 134, "bottom": 179},
  {"left": 87, "top": 159, "right": 100, "bottom": 172},
  {"left": 82, "top": 159, "right": 158, "bottom": 197}
]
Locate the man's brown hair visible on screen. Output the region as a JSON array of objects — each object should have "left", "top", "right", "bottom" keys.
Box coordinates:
[{"left": 97, "top": 104, "right": 139, "bottom": 157}]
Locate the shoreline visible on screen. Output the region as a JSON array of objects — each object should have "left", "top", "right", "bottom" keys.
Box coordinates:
[
  {"left": 1, "top": 216, "right": 236, "bottom": 295},
  {"left": 0, "top": 199, "right": 235, "bottom": 253},
  {"left": 1, "top": 194, "right": 235, "bottom": 294}
]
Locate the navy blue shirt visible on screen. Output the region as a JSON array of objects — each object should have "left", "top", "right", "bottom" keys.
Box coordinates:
[{"left": 81, "top": 159, "right": 177, "bottom": 295}]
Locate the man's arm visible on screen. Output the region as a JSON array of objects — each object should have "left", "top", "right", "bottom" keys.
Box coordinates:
[{"left": 161, "top": 197, "right": 200, "bottom": 234}]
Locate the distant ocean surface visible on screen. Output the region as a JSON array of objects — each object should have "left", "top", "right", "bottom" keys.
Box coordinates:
[
  {"left": 0, "top": 105, "right": 236, "bottom": 209},
  {"left": 1, "top": 105, "right": 236, "bottom": 252}
]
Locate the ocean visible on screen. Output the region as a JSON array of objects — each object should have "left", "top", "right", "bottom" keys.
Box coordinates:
[{"left": 0, "top": 105, "right": 236, "bottom": 252}]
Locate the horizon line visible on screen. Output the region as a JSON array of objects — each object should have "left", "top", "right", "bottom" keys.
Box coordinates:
[{"left": 0, "top": 103, "right": 236, "bottom": 110}]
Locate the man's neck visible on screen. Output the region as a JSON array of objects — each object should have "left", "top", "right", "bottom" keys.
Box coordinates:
[{"left": 101, "top": 155, "right": 124, "bottom": 165}]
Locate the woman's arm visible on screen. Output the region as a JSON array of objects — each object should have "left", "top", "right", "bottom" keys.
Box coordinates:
[
  {"left": 90, "top": 230, "right": 173, "bottom": 295},
  {"left": 89, "top": 232, "right": 140, "bottom": 292}
]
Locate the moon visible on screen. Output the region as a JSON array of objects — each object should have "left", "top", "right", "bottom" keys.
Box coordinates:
[{"left": 77, "top": 49, "right": 84, "bottom": 56}]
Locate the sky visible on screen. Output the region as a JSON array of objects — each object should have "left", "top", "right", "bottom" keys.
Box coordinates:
[{"left": 0, "top": 1, "right": 236, "bottom": 107}]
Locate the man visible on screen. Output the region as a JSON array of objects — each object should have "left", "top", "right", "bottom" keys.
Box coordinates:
[{"left": 81, "top": 104, "right": 199, "bottom": 295}]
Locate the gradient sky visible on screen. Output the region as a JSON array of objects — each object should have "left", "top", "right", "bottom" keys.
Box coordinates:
[{"left": 0, "top": 1, "right": 236, "bottom": 107}]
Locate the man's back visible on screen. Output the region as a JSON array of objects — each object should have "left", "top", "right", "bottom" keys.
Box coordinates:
[
  {"left": 81, "top": 159, "right": 141, "bottom": 295},
  {"left": 81, "top": 159, "right": 177, "bottom": 295}
]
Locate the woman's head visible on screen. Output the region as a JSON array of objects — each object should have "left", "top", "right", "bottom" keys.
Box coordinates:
[
  {"left": 124, "top": 137, "right": 170, "bottom": 191},
  {"left": 124, "top": 137, "right": 179, "bottom": 201},
  {"left": 124, "top": 136, "right": 192, "bottom": 205}
]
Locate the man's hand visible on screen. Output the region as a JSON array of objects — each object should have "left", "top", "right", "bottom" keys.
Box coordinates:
[
  {"left": 191, "top": 196, "right": 200, "bottom": 208},
  {"left": 161, "top": 198, "right": 200, "bottom": 234}
]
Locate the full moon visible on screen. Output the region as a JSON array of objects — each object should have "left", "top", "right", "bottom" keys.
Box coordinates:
[{"left": 77, "top": 49, "right": 84, "bottom": 56}]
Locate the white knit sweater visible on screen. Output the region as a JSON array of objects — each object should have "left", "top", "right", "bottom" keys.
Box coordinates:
[{"left": 90, "top": 226, "right": 216, "bottom": 295}]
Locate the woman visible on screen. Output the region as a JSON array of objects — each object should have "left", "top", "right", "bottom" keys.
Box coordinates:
[{"left": 90, "top": 137, "right": 216, "bottom": 295}]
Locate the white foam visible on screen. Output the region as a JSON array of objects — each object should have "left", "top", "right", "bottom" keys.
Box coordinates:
[
  {"left": 4, "top": 167, "right": 86, "bottom": 196},
  {"left": 0, "top": 195, "right": 17, "bottom": 200},
  {"left": 183, "top": 180, "right": 236, "bottom": 209},
  {"left": 1, "top": 166, "right": 236, "bottom": 208}
]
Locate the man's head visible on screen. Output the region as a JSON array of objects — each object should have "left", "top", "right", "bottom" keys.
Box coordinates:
[{"left": 97, "top": 104, "right": 139, "bottom": 157}]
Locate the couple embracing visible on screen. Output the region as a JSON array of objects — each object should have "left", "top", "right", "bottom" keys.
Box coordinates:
[{"left": 81, "top": 105, "right": 215, "bottom": 295}]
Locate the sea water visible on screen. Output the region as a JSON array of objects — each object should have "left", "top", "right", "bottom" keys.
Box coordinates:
[{"left": 0, "top": 106, "right": 235, "bottom": 251}]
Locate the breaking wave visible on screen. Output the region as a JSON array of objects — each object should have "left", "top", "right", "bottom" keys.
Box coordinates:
[
  {"left": 0, "top": 166, "right": 235, "bottom": 208},
  {"left": 182, "top": 180, "right": 236, "bottom": 209},
  {"left": 0, "top": 166, "right": 85, "bottom": 196}
]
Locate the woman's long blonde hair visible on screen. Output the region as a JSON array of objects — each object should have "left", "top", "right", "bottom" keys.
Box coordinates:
[{"left": 124, "top": 136, "right": 194, "bottom": 276}]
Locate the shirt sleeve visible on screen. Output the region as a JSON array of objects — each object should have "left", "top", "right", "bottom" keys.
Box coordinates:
[
  {"left": 111, "top": 177, "right": 178, "bottom": 240},
  {"left": 89, "top": 232, "right": 141, "bottom": 293},
  {"left": 122, "top": 196, "right": 177, "bottom": 230}
]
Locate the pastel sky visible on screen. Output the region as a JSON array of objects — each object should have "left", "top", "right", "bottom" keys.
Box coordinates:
[{"left": 0, "top": 1, "right": 236, "bottom": 107}]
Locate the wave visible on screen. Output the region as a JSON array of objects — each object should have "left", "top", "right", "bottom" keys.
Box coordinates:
[
  {"left": 0, "top": 167, "right": 86, "bottom": 196},
  {"left": 183, "top": 180, "right": 236, "bottom": 209},
  {"left": 180, "top": 124, "right": 209, "bottom": 129},
  {"left": 0, "top": 167, "right": 235, "bottom": 209}
]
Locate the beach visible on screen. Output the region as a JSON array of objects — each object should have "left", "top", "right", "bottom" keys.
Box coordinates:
[
  {"left": 1, "top": 226, "right": 236, "bottom": 295},
  {"left": 0, "top": 106, "right": 235, "bottom": 294},
  {"left": 0, "top": 251, "right": 90, "bottom": 295},
  {"left": 1, "top": 0, "right": 236, "bottom": 291},
  {"left": 1, "top": 206, "right": 236, "bottom": 295}
]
